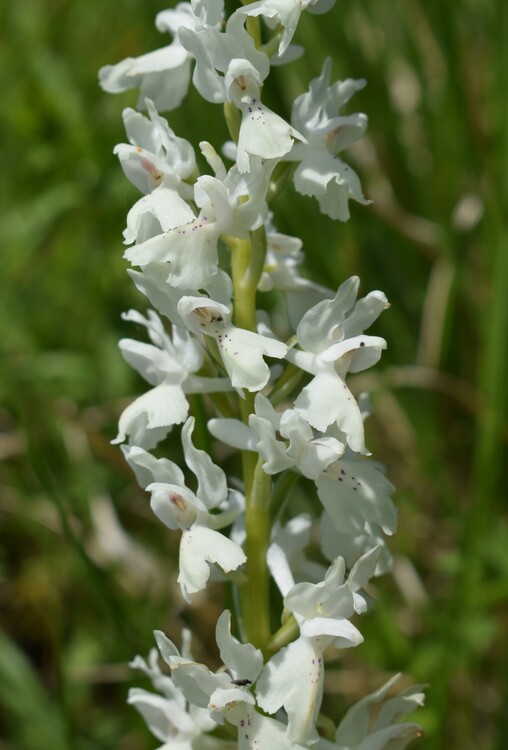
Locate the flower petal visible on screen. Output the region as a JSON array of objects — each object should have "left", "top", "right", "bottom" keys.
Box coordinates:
[{"left": 178, "top": 526, "right": 246, "bottom": 602}]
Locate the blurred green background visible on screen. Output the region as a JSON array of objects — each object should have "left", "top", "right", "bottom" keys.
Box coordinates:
[{"left": 1, "top": 0, "right": 507, "bottom": 748}]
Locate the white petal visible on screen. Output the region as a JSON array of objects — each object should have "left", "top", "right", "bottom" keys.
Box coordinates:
[
  {"left": 300, "top": 616, "right": 364, "bottom": 648},
  {"left": 127, "top": 687, "right": 194, "bottom": 742},
  {"left": 266, "top": 542, "right": 296, "bottom": 597},
  {"left": 124, "top": 220, "right": 220, "bottom": 290},
  {"left": 336, "top": 674, "right": 425, "bottom": 748},
  {"left": 237, "top": 0, "right": 303, "bottom": 57},
  {"left": 226, "top": 706, "right": 308, "bottom": 750},
  {"left": 118, "top": 339, "right": 184, "bottom": 385},
  {"left": 124, "top": 187, "right": 194, "bottom": 244},
  {"left": 99, "top": 45, "right": 192, "bottom": 112},
  {"left": 217, "top": 327, "right": 287, "bottom": 392},
  {"left": 294, "top": 369, "right": 366, "bottom": 452},
  {"left": 207, "top": 418, "right": 256, "bottom": 451},
  {"left": 342, "top": 290, "right": 389, "bottom": 338},
  {"left": 249, "top": 415, "right": 294, "bottom": 474},
  {"left": 121, "top": 445, "right": 185, "bottom": 489},
  {"left": 257, "top": 636, "right": 323, "bottom": 743},
  {"left": 182, "top": 418, "right": 227, "bottom": 508},
  {"left": 296, "top": 276, "right": 359, "bottom": 353},
  {"left": 114, "top": 383, "right": 187, "bottom": 448},
  {"left": 215, "top": 611, "right": 263, "bottom": 682},
  {"left": 316, "top": 460, "right": 397, "bottom": 535},
  {"left": 178, "top": 526, "right": 246, "bottom": 601},
  {"left": 208, "top": 685, "right": 255, "bottom": 715}
]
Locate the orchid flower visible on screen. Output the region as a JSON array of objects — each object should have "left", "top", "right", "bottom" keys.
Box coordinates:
[
  {"left": 257, "top": 549, "right": 380, "bottom": 744},
  {"left": 316, "top": 674, "right": 425, "bottom": 750},
  {"left": 235, "top": 0, "right": 337, "bottom": 58},
  {"left": 123, "top": 418, "right": 246, "bottom": 602},
  {"left": 113, "top": 309, "right": 231, "bottom": 449},
  {"left": 155, "top": 611, "right": 263, "bottom": 719},
  {"left": 99, "top": 2, "right": 224, "bottom": 111},
  {"left": 316, "top": 456, "right": 398, "bottom": 542},
  {"left": 177, "top": 297, "right": 287, "bottom": 393},
  {"left": 208, "top": 392, "right": 346, "bottom": 479},
  {"left": 225, "top": 58, "right": 304, "bottom": 173},
  {"left": 128, "top": 647, "right": 219, "bottom": 749},
  {"left": 114, "top": 99, "right": 196, "bottom": 196},
  {"left": 124, "top": 152, "right": 274, "bottom": 290},
  {"left": 287, "top": 276, "right": 388, "bottom": 450},
  {"left": 287, "top": 58, "right": 371, "bottom": 220},
  {"left": 178, "top": 9, "right": 270, "bottom": 104}
]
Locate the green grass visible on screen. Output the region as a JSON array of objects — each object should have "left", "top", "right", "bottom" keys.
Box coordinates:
[{"left": 1, "top": 0, "right": 507, "bottom": 748}]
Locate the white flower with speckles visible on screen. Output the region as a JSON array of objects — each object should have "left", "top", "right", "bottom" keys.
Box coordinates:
[
  {"left": 123, "top": 418, "right": 246, "bottom": 602},
  {"left": 256, "top": 548, "right": 380, "bottom": 744},
  {"left": 114, "top": 99, "right": 196, "bottom": 196},
  {"left": 155, "top": 612, "right": 310, "bottom": 749},
  {"left": 225, "top": 58, "right": 303, "bottom": 173},
  {"left": 124, "top": 151, "right": 273, "bottom": 290},
  {"left": 113, "top": 309, "right": 231, "bottom": 449},
  {"left": 178, "top": 297, "right": 288, "bottom": 393},
  {"left": 316, "top": 456, "right": 398, "bottom": 553},
  {"left": 287, "top": 276, "right": 388, "bottom": 452},
  {"left": 208, "top": 393, "right": 346, "bottom": 479}
]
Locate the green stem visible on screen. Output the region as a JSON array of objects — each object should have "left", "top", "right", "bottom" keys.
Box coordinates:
[
  {"left": 224, "top": 102, "right": 241, "bottom": 145},
  {"left": 229, "top": 226, "right": 268, "bottom": 332},
  {"left": 227, "top": 227, "right": 273, "bottom": 650},
  {"left": 269, "top": 362, "right": 304, "bottom": 406},
  {"left": 266, "top": 615, "right": 299, "bottom": 657},
  {"left": 241, "top": 459, "right": 273, "bottom": 650},
  {"left": 271, "top": 470, "right": 298, "bottom": 521}
]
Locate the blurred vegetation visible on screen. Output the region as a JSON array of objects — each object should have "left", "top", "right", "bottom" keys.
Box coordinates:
[{"left": 1, "top": 0, "right": 507, "bottom": 748}]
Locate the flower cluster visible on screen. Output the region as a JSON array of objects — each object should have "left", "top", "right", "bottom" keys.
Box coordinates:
[{"left": 100, "top": 1, "right": 424, "bottom": 748}]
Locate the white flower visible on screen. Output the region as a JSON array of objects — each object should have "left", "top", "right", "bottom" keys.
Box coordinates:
[
  {"left": 99, "top": 3, "right": 199, "bottom": 111},
  {"left": 128, "top": 648, "right": 217, "bottom": 749},
  {"left": 287, "top": 58, "right": 370, "bottom": 220},
  {"left": 113, "top": 309, "right": 231, "bottom": 449},
  {"left": 178, "top": 10, "right": 269, "bottom": 104},
  {"left": 128, "top": 264, "right": 233, "bottom": 329},
  {"left": 155, "top": 613, "right": 311, "bottom": 749},
  {"left": 178, "top": 297, "right": 287, "bottom": 393},
  {"left": 315, "top": 674, "right": 425, "bottom": 750},
  {"left": 225, "top": 58, "right": 303, "bottom": 173},
  {"left": 114, "top": 99, "right": 196, "bottom": 195},
  {"left": 256, "top": 636, "right": 325, "bottom": 745},
  {"left": 124, "top": 152, "right": 273, "bottom": 290},
  {"left": 122, "top": 185, "right": 196, "bottom": 248},
  {"left": 124, "top": 418, "right": 246, "bottom": 602},
  {"left": 257, "top": 550, "right": 379, "bottom": 744},
  {"left": 287, "top": 276, "right": 388, "bottom": 451},
  {"left": 283, "top": 549, "right": 379, "bottom": 640},
  {"left": 235, "top": 0, "right": 337, "bottom": 58},
  {"left": 155, "top": 611, "right": 263, "bottom": 718},
  {"left": 208, "top": 393, "right": 345, "bottom": 479}
]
